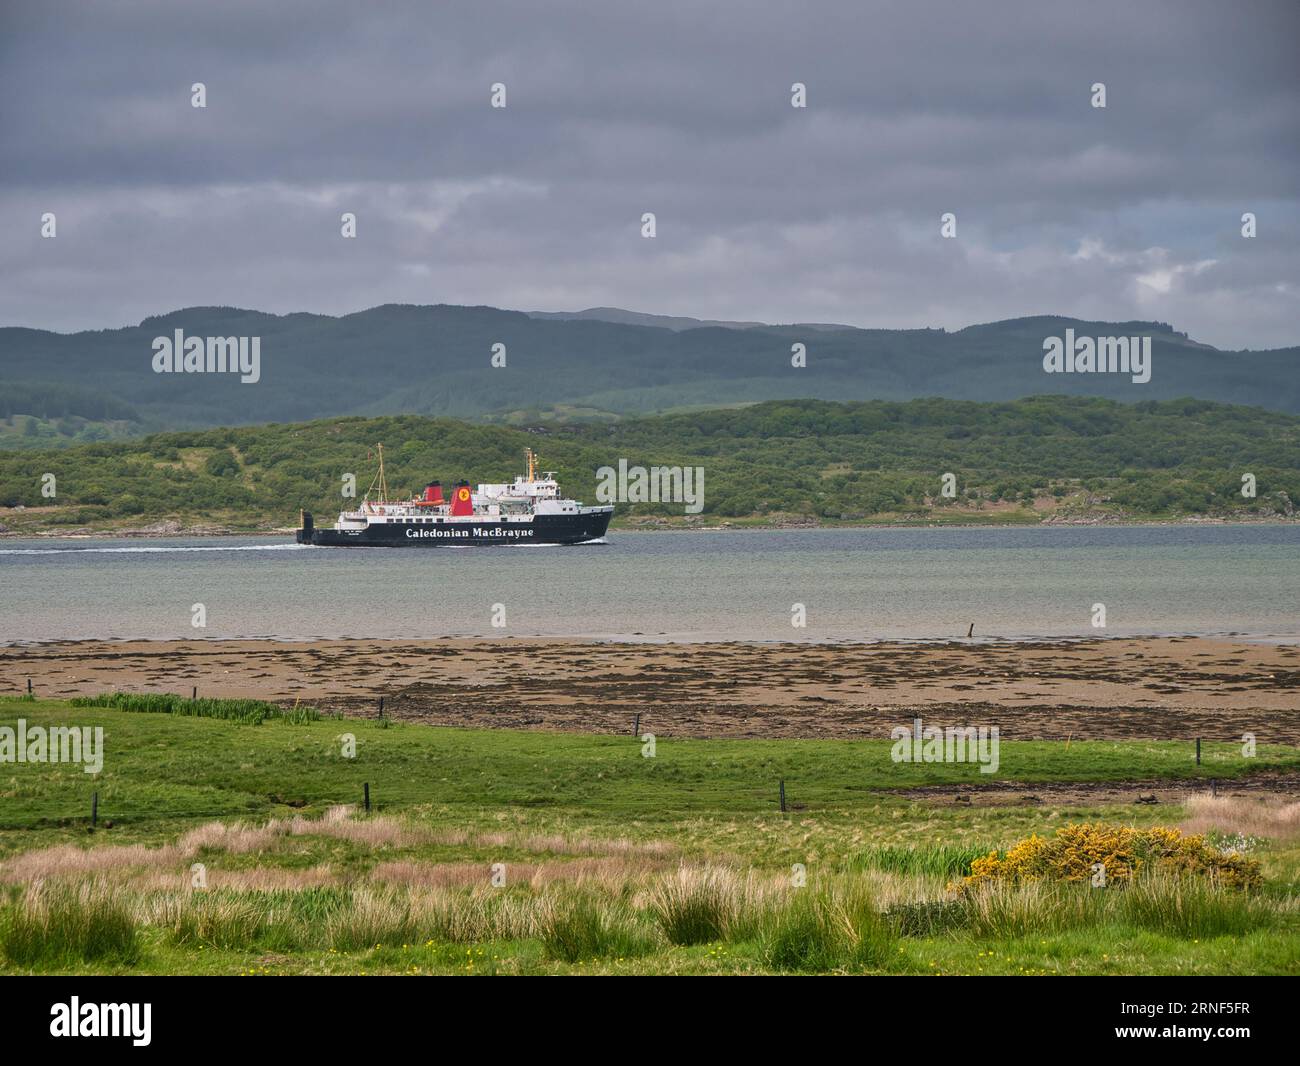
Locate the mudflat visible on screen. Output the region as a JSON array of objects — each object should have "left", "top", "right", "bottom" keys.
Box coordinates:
[{"left": 4, "top": 636, "right": 1298, "bottom": 743}]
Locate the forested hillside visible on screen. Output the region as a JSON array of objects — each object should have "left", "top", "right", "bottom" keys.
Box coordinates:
[
  {"left": 0, "top": 397, "right": 1295, "bottom": 533},
  {"left": 1, "top": 305, "right": 1296, "bottom": 449}
]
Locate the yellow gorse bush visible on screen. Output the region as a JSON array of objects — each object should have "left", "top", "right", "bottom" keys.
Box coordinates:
[{"left": 958, "top": 823, "right": 1260, "bottom": 892}]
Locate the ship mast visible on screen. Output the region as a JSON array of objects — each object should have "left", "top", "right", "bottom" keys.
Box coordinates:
[
  {"left": 364, "top": 443, "right": 390, "bottom": 504},
  {"left": 526, "top": 447, "right": 537, "bottom": 482}
]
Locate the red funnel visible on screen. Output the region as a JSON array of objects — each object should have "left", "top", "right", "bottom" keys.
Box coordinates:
[{"left": 450, "top": 482, "right": 473, "bottom": 516}]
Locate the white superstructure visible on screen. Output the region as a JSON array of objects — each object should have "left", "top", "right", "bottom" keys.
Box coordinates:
[{"left": 329, "top": 446, "right": 608, "bottom": 529}]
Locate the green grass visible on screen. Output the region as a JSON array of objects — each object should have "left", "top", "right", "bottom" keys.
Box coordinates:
[
  {"left": 70, "top": 692, "right": 322, "bottom": 725},
  {"left": 2, "top": 699, "right": 1292, "bottom": 840},
  {"left": 4, "top": 873, "right": 1285, "bottom": 975},
  {"left": 1, "top": 699, "right": 1297, "bottom": 975},
  {"left": 854, "top": 843, "right": 989, "bottom": 878}
]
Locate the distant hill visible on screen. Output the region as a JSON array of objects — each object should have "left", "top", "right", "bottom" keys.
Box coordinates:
[
  {"left": 526, "top": 307, "right": 768, "bottom": 331},
  {"left": 524, "top": 306, "right": 863, "bottom": 332},
  {"left": 527, "top": 306, "right": 872, "bottom": 332},
  {"left": 0, "top": 304, "right": 1296, "bottom": 446},
  {"left": 1, "top": 396, "right": 1295, "bottom": 534}
]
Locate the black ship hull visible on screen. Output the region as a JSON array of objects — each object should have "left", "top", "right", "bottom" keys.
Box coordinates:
[{"left": 295, "top": 509, "right": 611, "bottom": 547}]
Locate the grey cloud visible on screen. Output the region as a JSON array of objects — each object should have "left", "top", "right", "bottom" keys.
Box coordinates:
[{"left": 1, "top": 0, "right": 1297, "bottom": 348}]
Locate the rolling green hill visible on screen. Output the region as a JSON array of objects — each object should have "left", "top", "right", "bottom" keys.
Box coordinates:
[
  {"left": 0, "top": 396, "right": 1295, "bottom": 533},
  {"left": 1, "top": 305, "right": 1296, "bottom": 448}
]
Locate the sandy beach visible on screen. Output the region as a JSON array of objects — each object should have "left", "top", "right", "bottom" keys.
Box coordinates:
[{"left": 4, "top": 636, "right": 1298, "bottom": 743}]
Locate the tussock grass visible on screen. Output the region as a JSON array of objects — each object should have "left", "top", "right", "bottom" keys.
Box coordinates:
[
  {"left": 154, "top": 890, "right": 269, "bottom": 949},
  {"left": 169, "top": 886, "right": 351, "bottom": 952},
  {"left": 758, "top": 882, "right": 897, "bottom": 973},
  {"left": 538, "top": 892, "right": 653, "bottom": 962},
  {"left": 1, "top": 862, "right": 1290, "bottom": 972},
  {"left": 645, "top": 865, "right": 762, "bottom": 945},
  {"left": 1117, "top": 873, "right": 1276, "bottom": 938},
  {"left": 955, "top": 871, "right": 1281, "bottom": 940},
  {"left": 417, "top": 890, "right": 538, "bottom": 944},
  {"left": 957, "top": 880, "right": 1106, "bottom": 939},
  {"left": 0, "top": 880, "right": 139, "bottom": 966},
  {"left": 324, "top": 887, "right": 545, "bottom": 949},
  {"left": 326, "top": 887, "right": 419, "bottom": 951}
]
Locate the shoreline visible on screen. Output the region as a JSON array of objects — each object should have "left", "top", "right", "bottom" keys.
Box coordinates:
[
  {"left": 5, "top": 632, "right": 1298, "bottom": 649},
  {"left": 6, "top": 635, "right": 1298, "bottom": 742}
]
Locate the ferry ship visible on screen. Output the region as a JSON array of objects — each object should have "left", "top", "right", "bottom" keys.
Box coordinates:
[{"left": 296, "top": 447, "right": 613, "bottom": 547}]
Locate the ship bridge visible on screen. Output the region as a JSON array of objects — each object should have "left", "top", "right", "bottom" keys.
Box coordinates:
[{"left": 475, "top": 450, "right": 560, "bottom": 504}]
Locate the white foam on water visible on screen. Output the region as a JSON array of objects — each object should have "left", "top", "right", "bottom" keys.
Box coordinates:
[
  {"left": 512, "top": 538, "right": 607, "bottom": 547},
  {"left": 0, "top": 543, "right": 311, "bottom": 556},
  {"left": 0, "top": 539, "right": 608, "bottom": 555}
]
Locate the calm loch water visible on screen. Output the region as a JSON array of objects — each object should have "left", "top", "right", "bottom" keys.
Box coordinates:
[{"left": 0, "top": 525, "right": 1296, "bottom": 644}]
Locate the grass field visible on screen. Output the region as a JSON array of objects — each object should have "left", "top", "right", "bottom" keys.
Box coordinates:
[{"left": 2, "top": 697, "right": 1298, "bottom": 975}]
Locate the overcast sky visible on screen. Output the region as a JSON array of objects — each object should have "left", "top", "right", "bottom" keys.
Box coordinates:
[{"left": 2, "top": 0, "right": 1297, "bottom": 347}]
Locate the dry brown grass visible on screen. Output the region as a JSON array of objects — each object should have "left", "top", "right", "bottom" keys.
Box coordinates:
[
  {"left": 127, "top": 865, "right": 336, "bottom": 892},
  {"left": 370, "top": 861, "right": 509, "bottom": 889},
  {"left": 178, "top": 820, "right": 288, "bottom": 856},
  {"left": 1, "top": 810, "right": 681, "bottom": 897},
  {"left": 371, "top": 855, "right": 674, "bottom": 891},
  {"left": 177, "top": 806, "right": 435, "bottom": 854},
  {"left": 1182, "top": 795, "right": 1300, "bottom": 840},
  {"left": 287, "top": 813, "right": 422, "bottom": 848},
  {"left": 485, "top": 832, "right": 677, "bottom": 858},
  {"left": 0, "top": 843, "right": 181, "bottom": 883},
  {"left": 528, "top": 856, "right": 671, "bottom": 885}
]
